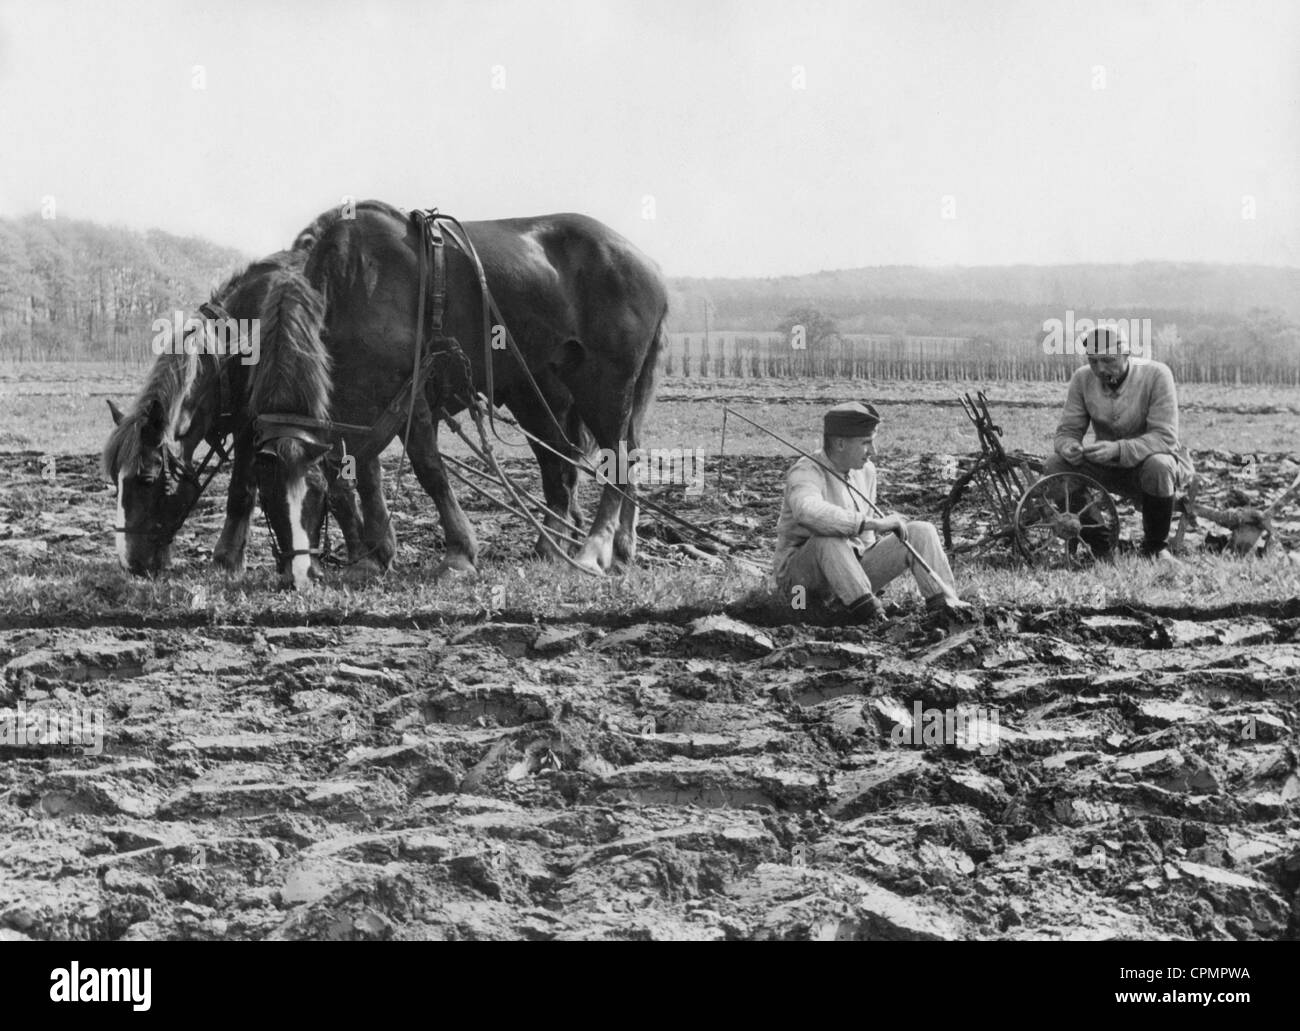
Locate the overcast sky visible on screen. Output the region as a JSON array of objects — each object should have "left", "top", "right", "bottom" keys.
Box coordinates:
[{"left": 0, "top": 0, "right": 1296, "bottom": 276}]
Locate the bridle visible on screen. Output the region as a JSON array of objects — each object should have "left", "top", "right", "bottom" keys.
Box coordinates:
[
  {"left": 112, "top": 206, "right": 592, "bottom": 569},
  {"left": 112, "top": 343, "right": 241, "bottom": 547}
]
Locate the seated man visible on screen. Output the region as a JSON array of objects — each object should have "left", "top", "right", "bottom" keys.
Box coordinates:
[
  {"left": 773, "top": 401, "right": 961, "bottom": 623},
  {"left": 1046, "top": 325, "right": 1194, "bottom": 565}
]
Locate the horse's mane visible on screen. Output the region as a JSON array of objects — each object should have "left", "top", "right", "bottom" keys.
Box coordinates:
[
  {"left": 101, "top": 350, "right": 203, "bottom": 482},
  {"left": 213, "top": 249, "right": 305, "bottom": 301},
  {"left": 292, "top": 199, "right": 405, "bottom": 252},
  {"left": 249, "top": 269, "right": 332, "bottom": 427},
  {"left": 102, "top": 249, "right": 310, "bottom": 482}
]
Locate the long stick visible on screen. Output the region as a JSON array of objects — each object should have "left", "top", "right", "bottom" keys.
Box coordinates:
[
  {"left": 440, "top": 404, "right": 603, "bottom": 577},
  {"left": 718, "top": 407, "right": 729, "bottom": 490},
  {"left": 465, "top": 397, "right": 736, "bottom": 551},
  {"left": 721, "top": 405, "right": 952, "bottom": 591}
]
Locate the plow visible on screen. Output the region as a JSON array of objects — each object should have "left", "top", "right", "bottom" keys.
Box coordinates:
[
  {"left": 942, "top": 390, "right": 1298, "bottom": 565},
  {"left": 940, "top": 391, "right": 1119, "bottom": 566}
]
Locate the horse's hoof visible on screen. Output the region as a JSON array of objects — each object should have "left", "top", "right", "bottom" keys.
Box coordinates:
[
  {"left": 212, "top": 552, "right": 245, "bottom": 576},
  {"left": 342, "top": 557, "right": 386, "bottom": 583},
  {"left": 432, "top": 558, "right": 476, "bottom": 581},
  {"left": 571, "top": 556, "right": 606, "bottom": 577},
  {"left": 533, "top": 538, "right": 568, "bottom": 562}
]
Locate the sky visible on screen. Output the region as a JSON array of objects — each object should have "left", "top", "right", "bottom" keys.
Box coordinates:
[{"left": 0, "top": 0, "right": 1296, "bottom": 276}]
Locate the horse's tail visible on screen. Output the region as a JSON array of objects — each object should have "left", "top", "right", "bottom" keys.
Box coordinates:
[
  {"left": 629, "top": 311, "right": 668, "bottom": 445},
  {"left": 250, "top": 269, "right": 332, "bottom": 459},
  {"left": 566, "top": 403, "right": 596, "bottom": 460}
]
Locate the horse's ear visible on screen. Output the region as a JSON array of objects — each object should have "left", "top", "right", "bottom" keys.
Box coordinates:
[
  {"left": 107, "top": 399, "right": 126, "bottom": 426},
  {"left": 301, "top": 438, "right": 332, "bottom": 462}
]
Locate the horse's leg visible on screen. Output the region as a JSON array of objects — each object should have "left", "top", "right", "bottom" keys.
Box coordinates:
[
  {"left": 564, "top": 407, "right": 585, "bottom": 531},
  {"left": 356, "top": 454, "right": 396, "bottom": 571},
  {"left": 613, "top": 413, "right": 641, "bottom": 568},
  {"left": 612, "top": 330, "right": 664, "bottom": 568},
  {"left": 324, "top": 464, "right": 370, "bottom": 569},
  {"left": 568, "top": 382, "right": 635, "bottom": 575},
  {"left": 212, "top": 434, "right": 256, "bottom": 574},
  {"left": 507, "top": 389, "right": 582, "bottom": 559},
  {"left": 403, "top": 401, "right": 478, "bottom": 577}
]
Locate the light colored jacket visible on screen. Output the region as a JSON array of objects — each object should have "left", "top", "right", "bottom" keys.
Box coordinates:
[
  {"left": 1053, "top": 359, "right": 1194, "bottom": 477},
  {"left": 773, "top": 450, "right": 877, "bottom": 583}
]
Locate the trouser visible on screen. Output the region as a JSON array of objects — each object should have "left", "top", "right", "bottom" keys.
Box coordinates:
[
  {"left": 1043, "top": 452, "right": 1181, "bottom": 499},
  {"left": 1044, "top": 452, "right": 1185, "bottom": 554},
  {"left": 778, "top": 520, "right": 956, "bottom": 606}
]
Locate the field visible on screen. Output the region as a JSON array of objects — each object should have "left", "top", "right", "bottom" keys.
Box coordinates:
[{"left": 2, "top": 363, "right": 1300, "bottom": 941}]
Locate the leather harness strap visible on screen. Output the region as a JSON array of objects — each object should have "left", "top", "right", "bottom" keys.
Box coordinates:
[
  {"left": 342, "top": 210, "right": 454, "bottom": 466},
  {"left": 252, "top": 412, "right": 372, "bottom": 452},
  {"left": 122, "top": 206, "right": 577, "bottom": 564}
]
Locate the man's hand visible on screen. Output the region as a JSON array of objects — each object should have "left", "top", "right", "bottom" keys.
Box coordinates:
[
  {"left": 1083, "top": 441, "right": 1121, "bottom": 464},
  {"left": 1058, "top": 440, "right": 1085, "bottom": 465},
  {"left": 876, "top": 514, "right": 909, "bottom": 541}
]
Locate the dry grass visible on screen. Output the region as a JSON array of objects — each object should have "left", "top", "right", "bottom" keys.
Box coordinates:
[
  {"left": 3, "top": 363, "right": 1298, "bottom": 628},
  {"left": 3, "top": 543, "right": 1296, "bottom": 630}
]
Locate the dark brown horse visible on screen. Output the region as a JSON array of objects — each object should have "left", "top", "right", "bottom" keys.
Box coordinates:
[
  {"left": 103, "top": 251, "right": 362, "bottom": 584},
  {"left": 265, "top": 200, "right": 667, "bottom": 575}
]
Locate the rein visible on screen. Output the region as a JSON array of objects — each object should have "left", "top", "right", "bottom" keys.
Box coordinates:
[
  {"left": 245, "top": 206, "right": 593, "bottom": 570},
  {"left": 112, "top": 346, "right": 243, "bottom": 545}
]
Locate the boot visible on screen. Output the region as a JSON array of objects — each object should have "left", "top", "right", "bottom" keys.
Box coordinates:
[
  {"left": 1141, "top": 494, "right": 1174, "bottom": 555},
  {"left": 848, "top": 592, "right": 886, "bottom": 624},
  {"left": 1141, "top": 494, "right": 1183, "bottom": 568}
]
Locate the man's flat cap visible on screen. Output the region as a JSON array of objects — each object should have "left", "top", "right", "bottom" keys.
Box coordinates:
[
  {"left": 824, "top": 401, "right": 881, "bottom": 437},
  {"left": 1080, "top": 325, "right": 1130, "bottom": 355}
]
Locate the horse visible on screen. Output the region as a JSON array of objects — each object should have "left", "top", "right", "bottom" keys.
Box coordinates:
[
  {"left": 259, "top": 199, "right": 668, "bottom": 576},
  {"left": 103, "top": 251, "right": 363, "bottom": 585}
]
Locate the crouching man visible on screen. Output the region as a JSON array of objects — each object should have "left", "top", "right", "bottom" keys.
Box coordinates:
[
  {"left": 1046, "top": 326, "right": 1194, "bottom": 565},
  {"left": 773, "top": 401, "right": 962, "bottom": 623}
]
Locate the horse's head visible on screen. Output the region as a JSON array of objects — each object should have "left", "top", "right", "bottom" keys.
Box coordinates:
[
  {"left": 103, "top": 393, "right": 204, "bottom": 576},
  {"left": 248, "top": 269, "right": 334, "bottom": 590},
  {"left": 253, "top": 427, "right": 332, "bottom": 589}
]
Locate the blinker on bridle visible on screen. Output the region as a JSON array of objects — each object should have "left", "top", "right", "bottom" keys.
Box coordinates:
[{"left": 112, "top": 446, "right": 205, "bottom": 544}]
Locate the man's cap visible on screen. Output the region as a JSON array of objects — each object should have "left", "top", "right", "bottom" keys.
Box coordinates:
[
  {"left": 1079, "top": 324, "right": 1130, "bottom": 356},
  {"left": 824, "top": 401, "right": 881, "bottom": 437}
]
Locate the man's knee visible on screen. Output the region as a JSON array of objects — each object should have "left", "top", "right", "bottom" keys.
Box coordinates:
[
  {"left": 1043, "top": 454, "right": 1074, "bottom": 477},
  {"left": 780, "top": 536, "right": 854, "bottom": 589},
  {"left": 1138, "top": 454, "right": 1178, "bottom": 497},
  {"left": 802, "top": 536, "right": 856, "bottom": 561},
  {"left": 908, "top": 520, "right": 940, "bottom": 546}
]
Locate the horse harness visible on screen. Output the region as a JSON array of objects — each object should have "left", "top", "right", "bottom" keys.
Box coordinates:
[
  {"left": 120, "top": 208, "right": 577, "bottom": 564},
  {"left": 113, "top": 334, "right": 247, "bottom": 546}
]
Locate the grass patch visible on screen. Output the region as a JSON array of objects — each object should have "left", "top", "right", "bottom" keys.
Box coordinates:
[{"left": 3, "top": 547, "right": 1297, "bottom": 630}]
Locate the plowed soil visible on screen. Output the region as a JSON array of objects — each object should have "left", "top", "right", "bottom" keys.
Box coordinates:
[{"left": 2, "top": 448, "right": 1298, "bottom": 941}]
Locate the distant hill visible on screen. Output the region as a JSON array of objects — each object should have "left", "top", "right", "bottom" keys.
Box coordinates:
[
  {"left": 667, "top": 262, "right": 1300, "bottom": 335},
  {"left": 0, "top": 212, "right": 1294, "bottom": 375}
]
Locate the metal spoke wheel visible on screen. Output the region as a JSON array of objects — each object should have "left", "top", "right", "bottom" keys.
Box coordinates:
[{"left": 1013, "top": 472, "right": 1119, "bottom": 567}]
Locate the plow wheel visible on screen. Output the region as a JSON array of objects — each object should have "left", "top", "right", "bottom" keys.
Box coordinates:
[{"left": 1014, "top": 473, "right": 1119, "bottom": 567}]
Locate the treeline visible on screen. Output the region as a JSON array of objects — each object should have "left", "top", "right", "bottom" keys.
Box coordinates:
[
  {"left": 0, "top": 215, "right": 248, "bottom": 362},
  {"left": 663, "top": 320, "right": 1300, "bottom": 386},
  {"left": 664, "top": 261, "right": 1300, "bottom": 383},
  {"left": 2, "top": 213, "right": 1297, "bottom": 384}
]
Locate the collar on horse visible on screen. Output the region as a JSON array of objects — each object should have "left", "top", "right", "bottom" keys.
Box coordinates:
[
  {"left": 150, "top": 207, "right": 577, "bottom": 560},
  {"left": 251, "top": 209, "right": 456, "bottom": 469},
  {"left": 113, "top": 314, "right": 248, "bottom": 544}
]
